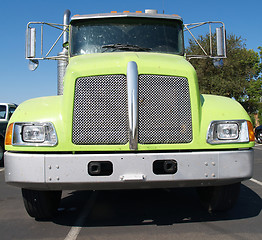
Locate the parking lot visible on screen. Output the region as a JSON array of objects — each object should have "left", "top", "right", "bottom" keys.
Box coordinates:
[{"left": 0, "top": 145, "right": 261, "bottom": 240}]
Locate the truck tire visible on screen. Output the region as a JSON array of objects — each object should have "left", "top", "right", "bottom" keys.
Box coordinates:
[
  {"left": 22, "top": 188, "right": 62, "bottom": 220},
  {"left": 197, "top": 182, "right": 240, "bottom": 212},
  {"left": 0, "top": 141, "right": 4, "bottom": 167},
  {"left": 256, "top": 131, "right": 262, "bottom": 144}
]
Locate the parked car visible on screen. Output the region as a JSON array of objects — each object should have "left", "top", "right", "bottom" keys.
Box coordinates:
[
  {"left": 0, "top": 103, "right": 17, "bottom": 166},
  {"left": 255, "top": 125, "right": 262, "bottom": 144}
]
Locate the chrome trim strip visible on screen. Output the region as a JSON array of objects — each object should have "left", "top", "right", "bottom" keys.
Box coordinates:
[{"left": 127, "top": 61, "right": 138, "bottom": 150}]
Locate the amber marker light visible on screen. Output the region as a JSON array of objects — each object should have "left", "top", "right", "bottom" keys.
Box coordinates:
[
  {"left": 5, "top": 123, "right": 14, "bottom": 145},
  {"left": 247, "top": 121, "right": 255, "bottom": 142}
]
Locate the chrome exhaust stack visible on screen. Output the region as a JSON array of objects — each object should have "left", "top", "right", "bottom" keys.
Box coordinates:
[{"left": 57, "top": 9, "right": 71, "bottom": 95}]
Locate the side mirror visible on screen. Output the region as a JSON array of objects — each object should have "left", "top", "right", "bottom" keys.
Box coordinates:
[
  {"left": 27, "top": 28, "right": 36, "bottom": 58},
  {"left": 27, "top": 27, "right": 39, "bottom": 71},
  {"left": 213, "top": 27, "right": 225, "bottom": 68},
  {"left": 28, "top": 59, "right": 39, "bottom": 71},
  {"left": 213, "top": 58, "right": 223, "bottom": 68},
  {"left": 25, "top": 21, "right": 70, "bottom": 64},
  {"left": 216, "top": 27, "right": 225, "bottom": 57},
  {"left": 184, "top": 21, "right": 227, "bottom": 66}
]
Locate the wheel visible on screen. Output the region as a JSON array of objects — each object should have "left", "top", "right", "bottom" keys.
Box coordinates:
[
  {"left": 0, "top": 141, "right": 4, "bottom": 167},
  {"left": 197, "top": 182, "right": 240, "bottom": 212},
  {"left": 256, "top": 131, "right": 262, "bottom": 144},
  {"left": 22, "top": 189, "right": 62, "bottom": 220}
]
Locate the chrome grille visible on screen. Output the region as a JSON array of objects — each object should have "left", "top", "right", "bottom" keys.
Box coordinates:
[
  {"left": 72, "top": 74, "right": 192, "bottom": 146},
  {"left": 72, "top": 75, "right": 128, "bottom": 145},
  {"left": 138, "top": 75, "right": 192, "bottom": 144}
]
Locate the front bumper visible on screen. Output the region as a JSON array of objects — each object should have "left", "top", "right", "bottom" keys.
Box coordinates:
[{"left": 5, "top": 149, "right": 253, "bottom": 190}]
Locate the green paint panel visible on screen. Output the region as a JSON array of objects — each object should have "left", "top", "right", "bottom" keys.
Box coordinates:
[{"left": 6, "top": 52, "right": 254, "bottom": 152}]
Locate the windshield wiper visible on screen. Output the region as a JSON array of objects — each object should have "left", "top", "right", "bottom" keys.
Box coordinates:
[{"left": 102, "top": 43, "right": 151, "bottom": 52}]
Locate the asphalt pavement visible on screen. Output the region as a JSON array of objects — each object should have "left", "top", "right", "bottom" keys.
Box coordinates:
[{"left": 0, "top": 146, "right": 261, "bottom": 240}]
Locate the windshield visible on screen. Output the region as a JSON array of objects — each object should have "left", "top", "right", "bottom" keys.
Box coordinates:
[
  {"left": 70, "top": 17, "right": 184, "bottom": 56},
  {"left": 0, "top": 105, "right": 6, "bottom": 119}
]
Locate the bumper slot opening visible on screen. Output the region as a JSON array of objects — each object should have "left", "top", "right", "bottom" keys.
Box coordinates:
[
  {"left": 153, "top": 160, "right": 177, "bottom": 175},
  {"left": 88, "top": 161, "right": 113, "bottom": 176}
]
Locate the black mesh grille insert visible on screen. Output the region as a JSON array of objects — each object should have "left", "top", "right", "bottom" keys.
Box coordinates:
[
  {"left": 138, "top": 75, "right": 192, "bottom": 144},
  {"left": 72, "top": 75, "right": 128, "bottom": 145}
]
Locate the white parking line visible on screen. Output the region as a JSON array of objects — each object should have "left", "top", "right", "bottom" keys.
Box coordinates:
[
  {"left": 250, "top": 178, "right": 262, "bottom": 187},
  {"left": 64, "top": 191, "right": 98, "bottom": 240},
  {"left": 64, "top": 227, "right": 82, "bottom": 240}
]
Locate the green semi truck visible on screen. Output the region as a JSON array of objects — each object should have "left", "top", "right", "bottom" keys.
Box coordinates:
[{"left": 5, "top": 9, "right": 255, "bottom": 219}]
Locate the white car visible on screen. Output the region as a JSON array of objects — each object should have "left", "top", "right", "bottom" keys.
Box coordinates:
[{"left": 0, "top": 103, "right": 17, "bottom": 166}]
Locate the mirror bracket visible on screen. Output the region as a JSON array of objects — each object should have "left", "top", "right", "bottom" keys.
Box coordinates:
[{"left": 184, "top": 21, "right": 227, "bottom": 63}]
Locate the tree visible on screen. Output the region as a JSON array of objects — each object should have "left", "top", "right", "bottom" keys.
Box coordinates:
[
  {"left": 186, "top": 34, "right": 261, "bottom": 103},
  {"left": 242, "top": 47, "right": 262, "bottom": 114}
]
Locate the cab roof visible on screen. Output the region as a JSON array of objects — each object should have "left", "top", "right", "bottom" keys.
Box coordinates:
[{"left": 71, "top": 12, "right": 183, "bottom": 23}]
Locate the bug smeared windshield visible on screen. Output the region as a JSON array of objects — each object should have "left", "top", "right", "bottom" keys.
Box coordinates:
[{"left": 70, "top": 17, "right": 183, "bottom": 56}]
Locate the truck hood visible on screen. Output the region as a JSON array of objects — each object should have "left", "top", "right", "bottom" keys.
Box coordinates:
[
  {"left": 66, "top": 52, "right": 195, "bottom": 79},
  {"left": 61, "top": 52, "right": 200, "bottom": 151}
]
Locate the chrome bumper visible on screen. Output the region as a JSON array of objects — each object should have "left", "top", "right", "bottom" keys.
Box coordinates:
[{"left": 4, "top": 149, "right": 254, "bottom": 190}]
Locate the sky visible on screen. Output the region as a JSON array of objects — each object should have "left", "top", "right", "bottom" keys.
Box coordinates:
[{"left": 0, "top": 0, "right": 261, "bottom": 104}]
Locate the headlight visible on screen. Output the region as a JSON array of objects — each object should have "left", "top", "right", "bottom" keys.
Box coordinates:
[
  {"left": 6, "top": 122, "right": 57, "bottom": 146},
  {"left": 23, "top": 125, "right": 45, "bottom": 143},
  {"left": 216, "top": 123, "right": 239, "bottom": 140},
  {"left": 207, "top": 120, "right": 254, "bottom": 144}
]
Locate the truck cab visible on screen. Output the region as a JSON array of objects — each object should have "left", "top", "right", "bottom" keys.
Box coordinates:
[{"left": 4, "top": 10, "right": 254, "bottom": 219}]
